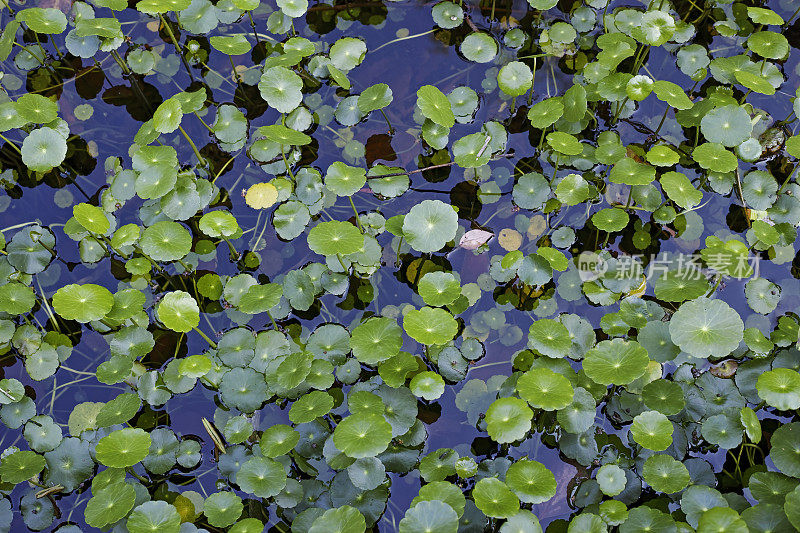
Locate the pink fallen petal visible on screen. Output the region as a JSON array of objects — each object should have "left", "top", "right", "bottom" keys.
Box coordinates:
[{"left": 459, "top": 229, "right": 494, "bottom": 250}]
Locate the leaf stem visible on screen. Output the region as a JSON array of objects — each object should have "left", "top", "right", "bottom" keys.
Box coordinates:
[
  {"left": 126, "top": 468, "right": 150, "bottom": 484},
  {"left": 0, "top": 133, "right": 21, "bottom": 154},
  {"left": 222, "top": 237, "right": 239, "bottom": 259},
  {"left": 785, "top": 5, "right": 800, "bottom": 27},
  {"left": 159, "top": 13, "right": 195, "bottom": 81},
  {"left": 778, "top": 160, "right": 800, "bottom": 194},
  {"left": 266, "top": 310, "right": 279, "bottom": 330},
  {"left": 378, "top": 108, "right": 395, "bottom": 135},
  {"left": 611, "top": 97, "right": 629, "bottom": 125},
  {"left": 348, "top": 196, "right": 363, "bottom": 233},
  {"left": 280, "top": 144, "right": 295, "bottom": 180},
  {"left": 192, "top": 326, "right": 217, "bottom": 349},
  {"left": 178, "top": 125, "right": 207, "bottom": 167},
  {"left": 110, "top": 49, "right": 130, "bottom": 75}
]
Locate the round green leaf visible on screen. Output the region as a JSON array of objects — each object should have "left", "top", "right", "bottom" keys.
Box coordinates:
[
  {"left": 258, "top": 66, "right": 303, "bottom": 114},
  {"left": 630, "top": 410, "right": 673, "bottom": 451},
  {"left": 404, "top": 307, "right": 458, "bottom": 345},
  {"left": 400, "top": 500, "right": 458, "bottom": 533},
  {"left": 333, "top": 413, "right": 392, "bottom": 458},
  {"left": 757, "top": 368, "right": 800, "bottom": 410},
  {"left": 410, "top": 371, "right": 446, "bottom": 400},
  {"left": 583, "top": 339, "right": 650, "bottom": 385},
  {"left": 485, "top": 397, "right": 532, "bottom": 443},
  {"left": 307, "top": 220, "right": 363, "bottom": 256},
  {"left": 497, "top": 61, "right": 533, "bottom": 97},
  {"left": 747, "top": 31, "right": 789, "bottom": 59},
  {"left": 95, "top": 428, "right": 152, "bottom": 468},
  {"left": 517, "top": 368, "right": 574, "bottom": 410},
  {"left": 210, "top": 34, "right": 252, "bottom": 55},
  {"left": 460, "top": 32, "right": 497, "bottom": 63},
  {"left": 402, "top": 200, "right": 458, "bottom": 253},
  {"left": 21, "top": 128, "right": 68, "bottom": 172},
  {"left": 505, "top": 459, "right": 556, "bottom": 504},
  {"left": 642, "top": 454, "right": 690, "bottom": 493},
  {"left": 417, "top": 85, "right": 455, "bottom": 128},
  {"left": 157, "top": 291, "right": 200, "bottom": 333},
  {"left": 472, "top": 478, "right": 519, "bottom": 519},
  {"left": 52, "top": 283, "right": 113, "bottom": 323},
  {"left": 0, "top": 450, "right": 46, "bottom": 484},
  {"left": 669, "top": 297, "right": 743, "bottom": 358}
]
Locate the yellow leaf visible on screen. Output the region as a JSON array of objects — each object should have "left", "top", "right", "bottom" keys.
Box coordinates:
[
  {"left": 173, "top": 494, "right": 196, "bottom": 523},
  {"left": 245, "top": 182, "right": 278, "bottom": 209},
  {"left": 625, "top": 275, "right": 647, "bottom": 298},
  {"left": 498, "top": 228, "right": 522, "bottom": 251},
  {"left": 527, "top": 215, "right": 546, "bottom": 240}
]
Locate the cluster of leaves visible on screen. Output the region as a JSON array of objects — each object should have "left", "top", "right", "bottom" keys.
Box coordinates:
[{"left": 1, "top": 0, "right": 800, "bottom": 532}]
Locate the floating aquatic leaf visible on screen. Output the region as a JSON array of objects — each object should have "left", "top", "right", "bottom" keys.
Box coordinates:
[
  {"left": 153, "top": 97, "right": 183, "bottom": 134},
  {"left": 652, "top": 80, "right": 693, "bottom": 110},
  {"left": 747, "top": 31, "right": 789, "bottom": 59},
  {"left": 0, "top": 450, "right": 45, "bottom": 484},
  {"left": 417, "top": 85, "right": 455, "bottom": 128},
  {"left": 52, "top": 283, "right": 113, "bottom": 323},
  {"left": 517, "top": 367, "right": 574, "bottom": 410},
  {"left": 333, "top": 413, "right": 392, "bottom": 458},
  {"left": 642, "top": 380, "right": 684, "bottom": 415},
  {"left": 418, "top": 272, "right": 461, "bottom": 306},
  {"left": 497, "top": 61, "right": 533, "bottom": 97},
  {"left": 21, "top": 128, "right": 67, "bottom": 173},
  {"left": 547, "top": 131, "right": 583, "bottom": 156},
  {"left": 626, "top": 75, "right": 653, "bottom": 101},
  {"left": 505, "top": 459, "right": 556, "bottom": 504},
  {"left": 140, "top": 221, "right": 192, "bottom": 262},
  {"left": 485, "top": 397, "right": 532, "bottom": 443},
  {"left": 402, "top": 199, "right": 458, "bottom": 253},
  {"left": 610, "top": 158, "right": 655, "bottom": 186},
  {"left": 472, "top": 478, "right": 519, "bottom": 519},
  {"left": 237, "top": 456, "right": 287, "bottom": 498},
  {"left": 96, "top": 393, "right": 141, "bottom": 428},
  {"left": 245, "top": 182, "right": 279, "bottom": 209},
  {"left": 528, "top": 98, "right": 564, "bottom": 129},
  {"left": 642, "top": 454, "right": 689, "bottom": 494},
  {"left": 633, "top": 10, "right": 675, "bottom": 46},
  {"left": 404, "top": 307, "right": 457, "bottom": 345},
  {"left": 592, "top": 208, "right": 629, "bottom": 232},
  {"left": 16, "top": 8, "right": 67, "bottom": 34},
  {"left": 95, "top": 428, "right": 152, "bottom": 468},
  {"left": 630, "top": 410, "right": 673, "bottom": 451},
  {"left": 258, "top": 66, "right": 303, "bottom": 113},
  {"left": 693, "top": 143, "right": 738, "bottom": 173},
  {"left": 309, "top": 506, "right": 366, "bottom": 533},
  {"left": 308, "top": 220, "right": 363, "bottom": 256},
  {"left": 325, "top": 161, "right": 367, "bottom": 197},
  {"left": 460, "top": 32, "right": 497, "bottom": 63},
  {"left": 410, "top": 371, "right": 445, "bottom": 400},
  {"left": 757, "top": 368, "right": 800, "bottom": 410},
  {"left": 203, "top": 492, "right": 243, "bottom": 528},
  {"left": 157, "top": 291, "right": 200, "bottom": 333},
  {"left": 583, "top": 339, "right": 649, "bottom": 385},
  {"left": 700, "top": 105, "right": 752, "bottom": 147},
  {"left": 358, "top": 83, "right": 393, "bottom": 113},
  {"left": 329, "top": 38, "right": 366, "bottom": 71},
  {"left": 400, "top": 500, "right": 458, "bottom": 533},
  {"left": 259, "top": 124, "right": 311, "bottom": 146},
  {"left": 669, "top": 297, "right": 743, "bottom": 358},
  {"left": 432, "top": 2, "right": 464, "bottom": 29},
  {"left": 277, "top": 0, "right": 308, "bottom": 18},
  {"left": 210, "top": 34, "right": 252, "bottom": 55},
  {"left": 660, "top": 171, "right": 702, "bottom": 209},
  {"left": 597, "top": 464, "right": 626, "bottom": 496}
]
